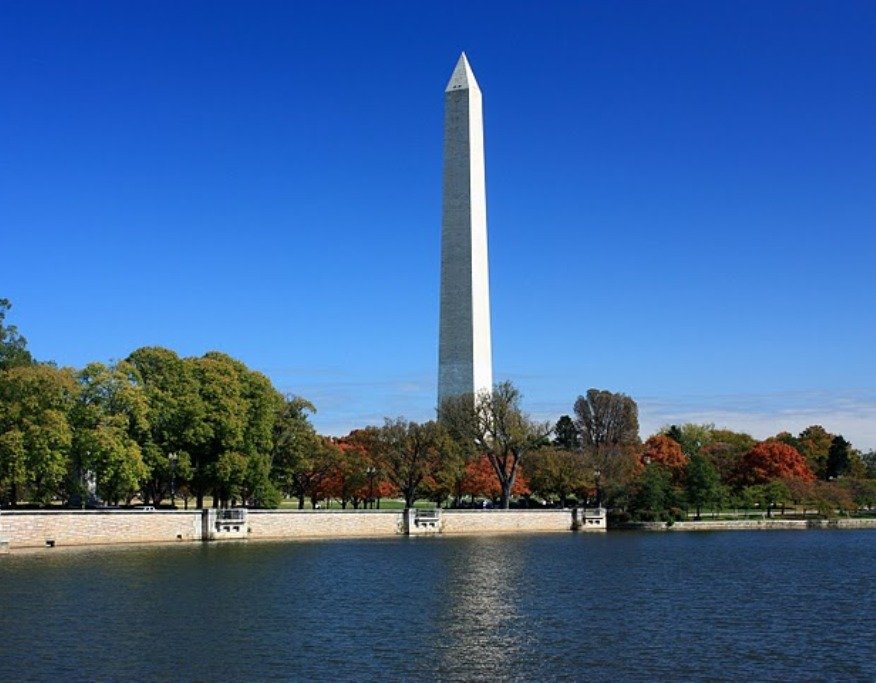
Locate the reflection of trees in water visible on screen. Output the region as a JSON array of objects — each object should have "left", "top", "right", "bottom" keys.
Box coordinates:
[{"left": 434, "top": 537, "right": 528, "bottom": 679}]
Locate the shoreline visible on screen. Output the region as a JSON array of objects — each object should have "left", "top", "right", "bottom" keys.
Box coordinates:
[
  {"left": 0, "top": 507, "right": 605, "bottom": 552},
  {"left": 612, "top": 517, "right": 876, "bottom": 532},
  {"left": 2, "top": 509, "right": 875, "bottom": 554}
]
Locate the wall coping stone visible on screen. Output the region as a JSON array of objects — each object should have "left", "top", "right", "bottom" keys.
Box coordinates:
[
  {"left": 0, "top": 509, "right": 200, "bottom": 516},
  {"left": 247, "top": 509, "right": 402, "bottom": 514}
]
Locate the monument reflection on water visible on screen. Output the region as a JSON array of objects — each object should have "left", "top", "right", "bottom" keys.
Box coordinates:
[
  {"left": 435, "top": 536, "right": 525, "bottom": 676},
  {"left": 1, "top": 531, "right": 874, "bottom": 680}
]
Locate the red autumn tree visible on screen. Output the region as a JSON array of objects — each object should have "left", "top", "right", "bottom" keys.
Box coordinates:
[
  {"left": 738, "top": 440, "right": 816, "bottom": 485},
  {"left": 641, "top": 435, "right": 688, "bottom": 475},
  {"left": 322, "top": 440, "right": 369, "bottom": 508},
  {"left": 337, "top": 428, "right": 396, "bottom": 506},
  {"left": 460, "top": 455, "right": 530, "bottom": 501},
  {"left": 459, "top": 456, "right": 496, "bottom": 499}
]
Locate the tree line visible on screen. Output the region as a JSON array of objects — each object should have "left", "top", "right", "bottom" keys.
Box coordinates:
[
  {"left": 2, "top": 299, "right": 874, "bottom": 515},
  {"left": 545, "top": 389, "right": 876, "bottom": 521}
]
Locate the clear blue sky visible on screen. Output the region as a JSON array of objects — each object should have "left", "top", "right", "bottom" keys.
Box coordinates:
[{"left": 2, "top": 1, "right": 875, "bottom": 449}]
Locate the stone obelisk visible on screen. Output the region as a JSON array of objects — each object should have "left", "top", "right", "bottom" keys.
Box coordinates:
[{"left": 438, "top": 53, "right": 493, "bottom": 408}]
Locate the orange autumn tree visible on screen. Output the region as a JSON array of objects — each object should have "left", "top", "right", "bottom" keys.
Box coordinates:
[
  {"left": 641, "top": 434, "right": 688, "bottom": 479},
  {"left": 460, "top": 455, "right": 530, "bottom": 502},
  {"left": 738, "top": 440, "right": 816, "bottom": 486},
  {"left": 323, "top": 437, "right": 370, "bottom": 508},
  {"left": 337, "top": 428, "right": 396, "bottom": 507}
]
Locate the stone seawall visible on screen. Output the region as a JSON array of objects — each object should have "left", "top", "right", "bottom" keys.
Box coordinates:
[
  {"left": 247, "top": 510, "right": 403, "bottom": 539},
  {"left": 834, "top": 518, "right": 876, "bottom": 529},
  {"left": 0, "top": 508, "right": 592, "bottom": 550},
  {"left": 0, "top": 510, "right": 202, "bottom": 549},
  {"left": 247, "top": 510, "right": 577, "bottom": 539},
  {"left": 671, "top": 519, "right": 808, "bottom": 531},
  {"left": 615, "top": 518, "right": 876, "bottom": 532},
  {"left": 440, "top": 509, "right": 574, "bottom": 534}
]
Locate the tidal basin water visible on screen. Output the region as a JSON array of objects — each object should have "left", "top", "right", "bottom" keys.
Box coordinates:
[{"left": 1, "top": 531, "right": 875, "bottom": 681}]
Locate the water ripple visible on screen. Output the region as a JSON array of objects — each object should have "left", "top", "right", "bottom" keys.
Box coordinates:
[{"left": 1, "top": 532, "right": 875, "bottom": 680}]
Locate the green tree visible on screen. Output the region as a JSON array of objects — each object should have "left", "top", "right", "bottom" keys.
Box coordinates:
[
  {"left": 0, "top": 299, "right": 34, "bottom": 370},
  {"left": 774, "top": 431, "right": 801, "bottom": 451},
  {"left": 191, "top": 353, "right": 246, "bottom": 506},
  {"left": 0, "top": 430, "right": 25, "bottom": 504},
  {"left": 796, "top": 425, "right": 834, "bottom": 480},
  {"left": 192, "top": 352, "right": 282, "bottom": 507},
  {"left": 839, "top": 477, "right": 876, "bottom": 510},
  {"left": 630, "top": 463, "right": 679, "bottom": 522},
  {"left": 861, "top": 450, "right": 876, "bottom": 479},
  {"left": 0, "top": 364, "right": 77, "bottom": 505},
  {"left": 826, "top": 435, "right": 852, "bottom": 480},
  {"left": 244, "top": 453, "right": 281, "bottom": 508},
  {"left": 75, "top": 425, "right": 148, "bottom": 504},
  {"left": 70, "top": 362, "right": 150, "bottom": 504},
  {"left": 239, "top": 362, "right": 284, "bottom": 461},
  {"left": 525, "top": 447, "right": 589, "bottom": 506},
  {"left": 126, "top": 347, "right": 208, "bottom": 505},
  {"left": 211, "top": 451, "right": 247, "bottom": 507},
  {"left": 552, "top": 415, "right": 580, "bottom": 451},
  {"left": 702, "top": 429, "right": 755, "bottom": 485},
  {"left": 685, "top": 453, "right": 722, "bottom": 519},
  {"left": 662, "top": 423, "right": 715, "bottom": 458},
  {"left": 425, "top": 436, "right": 467, "bottom": 508},
  {"left": 443, "top": 382, "right": 550, "bottom": 509},
  {"left": 743, "top": 480, "right": 791, "bottom": 518},
  {"left": 573, "top": 388, "right": 641, "bottom": 498},
  {"left": 437, "top": 394, "right": 481, "bottom": 507},
  {"left": 376, "top": 418, "right": 445, "bottom": 509},
  {"left": 271, "top": 395, "right": 332, "bottom": 509}
]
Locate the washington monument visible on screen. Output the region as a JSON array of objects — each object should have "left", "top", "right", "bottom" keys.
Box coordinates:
[{"left": 438, "top": 53, "right": 493, "bottom": 407}]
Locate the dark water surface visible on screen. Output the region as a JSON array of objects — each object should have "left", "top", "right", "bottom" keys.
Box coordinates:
[{"left": 1, "top": 531, "right": 875, "bottom": 681}]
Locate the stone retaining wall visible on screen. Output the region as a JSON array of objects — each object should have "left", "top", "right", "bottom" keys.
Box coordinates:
[
  {"left": 671, "top": 519, "right": 808, "bottom": 531},
  {"left": 0, "top": 510, "right": 202, "bottom": 549},
  {"left": 1, "top": 508, "right": 586, "bottom": 549},
  {"left": 244, "top": 510, "right": 579, "bottom": 539},
  {"left": 247, "top": 510, "right": 403, "bottom": 539},
  {"left": 4, "top": 509, "right": 866, "bottom": 550},
  {"left": 830, "top": 518, "right": 876, "bottom": 529},
  {"left": 616, "top": 518, "right": 876, "bottom": 532},
  {"left": 440, "top": 509, "right": 574, "bottom": 534}
]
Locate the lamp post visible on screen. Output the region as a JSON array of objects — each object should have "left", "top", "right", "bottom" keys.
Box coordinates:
[
  {"left": 594, "top": 467, "right": 602, "bottom": 508},
  {"left": 366, "top": 466, "right": 376, "bottom": 510},
  {"left": 169, "top": 452, "right": 178, "bottom": 508}
]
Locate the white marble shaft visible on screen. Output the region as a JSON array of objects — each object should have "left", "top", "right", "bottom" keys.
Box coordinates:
[{"left": 438, "top": 53, "right": 493, "bottom": 407}]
